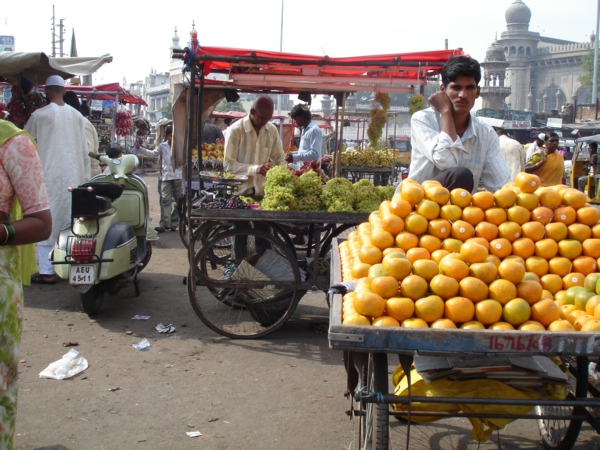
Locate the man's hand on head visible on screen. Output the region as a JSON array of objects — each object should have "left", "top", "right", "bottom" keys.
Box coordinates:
[{"left": 428, "top": 91, "right": 453, "bottom": 114}]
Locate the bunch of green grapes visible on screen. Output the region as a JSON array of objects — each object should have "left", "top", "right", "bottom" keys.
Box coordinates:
[
  {"left": 353, "top": 179, "right": 381, "bottom": 212},
  {"left": 363, "top": 147, "right": 378, "bottom": 167},
  {"left": 377, "top": 185, "right": 396, "bottom": 201},
  {"left": 261, "top": 185, "right": 295, "bottom": 210},
  {"left": 264, "top": 165, "right": 295, "bottom": 192},
  {"left": 322, "top": 177, "right": 355, "bottom": 212},
  {"left": 293, "top": 170, "right": 323, "bottom": 211}
]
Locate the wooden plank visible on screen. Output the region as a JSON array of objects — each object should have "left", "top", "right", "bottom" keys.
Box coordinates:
[{"left": 190, "top": 209, "right": 370, "bottom": 224}]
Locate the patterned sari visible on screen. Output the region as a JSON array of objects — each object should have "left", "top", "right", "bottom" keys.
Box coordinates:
[{"left": 535, "top": 152, "right": 565, "bottom": 187}]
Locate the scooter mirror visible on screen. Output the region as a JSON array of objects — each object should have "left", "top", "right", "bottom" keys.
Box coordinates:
[{"left": 112, "top": 158, "right": 121, "bottom": 165}]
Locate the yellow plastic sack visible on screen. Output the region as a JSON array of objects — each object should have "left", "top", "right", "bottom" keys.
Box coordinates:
[{"left": 391, "top": 360, "right": 569, "bottom": 442}]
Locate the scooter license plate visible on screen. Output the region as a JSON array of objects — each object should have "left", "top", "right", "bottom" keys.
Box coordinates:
[{"left": 69, "top": 265, "right": 95, "bottom": 285}]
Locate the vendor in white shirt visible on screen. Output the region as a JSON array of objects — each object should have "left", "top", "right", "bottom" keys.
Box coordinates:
[
  {"left": 285, "top": 104, "right": 323, "bottom": 165},
  {"left": 409, "top": 56, "right": 509, "bottom": 193}
]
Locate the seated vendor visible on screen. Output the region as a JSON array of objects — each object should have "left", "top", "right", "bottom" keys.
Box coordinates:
[{"left": 577, "top": 142, "right": 599, "bottom": 197}]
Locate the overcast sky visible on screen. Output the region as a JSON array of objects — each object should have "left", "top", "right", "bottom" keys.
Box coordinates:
[{"left": 1, "top": 0, "right": 597, "bottom": 86}]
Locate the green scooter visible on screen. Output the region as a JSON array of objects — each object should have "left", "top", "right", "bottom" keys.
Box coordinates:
[{"left": 52, "top": 153, "right": 158, "bottom": 315}]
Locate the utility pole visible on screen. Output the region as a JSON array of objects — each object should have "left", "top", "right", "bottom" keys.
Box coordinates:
[
  {"left": 50, "top": 5, "right": 65, "bottom": 57},
  {"left": 277, "top": 0, "right": 284, "bottom": 116},
  {"left": 594, "top": 0, "right": 600, "bottom": 119}
]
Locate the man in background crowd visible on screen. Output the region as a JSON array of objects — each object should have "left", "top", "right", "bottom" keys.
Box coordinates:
[
  {"left": 285, "top": 104, "right": 322, "bottom": 165},
  {"left": 496, "top": 128, "right": 525, "bottom": 182}
]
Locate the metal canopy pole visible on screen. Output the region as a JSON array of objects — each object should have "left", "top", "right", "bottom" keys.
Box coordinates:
[
  {"left": 186, "top": 63, "right": 197, "bottom": 274},
  {"left": 333, "top": 102, "right": 340, "bottom": 177},
  {"left": 335, "top": 92, "right": 347, "bottom": 178}
]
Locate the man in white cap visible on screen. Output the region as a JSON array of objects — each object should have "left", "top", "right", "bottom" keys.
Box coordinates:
[
  {"left": 525, "top": 132, "right": 546, "bottom": 163},
  {"left": 25, "top": 74, "right": 91, "bottom": 284}
]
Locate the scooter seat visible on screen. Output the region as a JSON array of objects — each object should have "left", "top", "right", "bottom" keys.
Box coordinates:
[{"left": 80, "top": 182, "right": 124, "bottom": 201}]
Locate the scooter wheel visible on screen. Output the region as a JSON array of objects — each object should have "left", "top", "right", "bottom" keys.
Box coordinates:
[{"left": 81, "top": 285, "right": 104, "bottom": 316}]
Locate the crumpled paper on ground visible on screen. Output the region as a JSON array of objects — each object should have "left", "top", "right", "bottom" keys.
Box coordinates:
[{"left": 39, "top": 348, "right": 89, "bottom": 380}]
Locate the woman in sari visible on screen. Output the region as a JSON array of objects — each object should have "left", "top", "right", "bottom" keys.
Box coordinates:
[
  {"left": 0, "top": 118, "right": 51, "bottom": 448},
  {"left": 525, "top": 132, "right": 565, "bottom": 186}
]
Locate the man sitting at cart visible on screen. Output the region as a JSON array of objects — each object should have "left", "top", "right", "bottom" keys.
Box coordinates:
[
  {"left": 285, "top": 104, "right": 322, "bottom": 166},
  {"left": 408, "top": 56, "right": 509, "bottom": 193},
  {"left": 224, "top": 96, "right": 286, "bottom": 197}
]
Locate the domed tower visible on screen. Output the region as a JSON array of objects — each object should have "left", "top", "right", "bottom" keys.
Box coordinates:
[
  {"left": 480, "top": 41, "right": 511, "bottom": 110},
  {"left": 496, "top": 0, "right": 540, "bottom": 110}
]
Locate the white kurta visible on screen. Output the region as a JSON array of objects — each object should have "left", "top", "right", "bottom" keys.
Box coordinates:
[{"left": 25, "top": 103, "right": 91, "bottom": 246}]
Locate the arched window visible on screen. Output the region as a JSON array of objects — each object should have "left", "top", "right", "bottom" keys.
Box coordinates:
[
  {"left": 518, "top": 46, "right": 525, "bottom": 55},
  {"left": 510, "top": 46, "right": 516, "bottom": 56}
]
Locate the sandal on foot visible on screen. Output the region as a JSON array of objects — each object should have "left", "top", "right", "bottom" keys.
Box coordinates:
[
  {"left": 154, "top": 226, "right": 166, "bottom": 233},
  {"left": 31, "top": 273, "right": 57, "bottom": 285}
]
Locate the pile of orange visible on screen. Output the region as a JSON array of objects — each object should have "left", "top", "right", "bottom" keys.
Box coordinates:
[{"left": 338, "top": 172, "right": 600, "bottom": 331}]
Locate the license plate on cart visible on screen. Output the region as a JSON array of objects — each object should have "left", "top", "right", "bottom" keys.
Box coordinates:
[{"left": 69, "top": 265, "right": 95, "bottom": 285}]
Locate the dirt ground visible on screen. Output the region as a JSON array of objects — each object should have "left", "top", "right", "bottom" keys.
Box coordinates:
[{"left": 13, "top": 171, "right": 600, "bottom": 450}]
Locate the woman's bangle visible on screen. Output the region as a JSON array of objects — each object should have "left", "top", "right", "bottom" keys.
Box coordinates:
[{"left": 1, "top": 223, "right": 14, "bottom": 246}]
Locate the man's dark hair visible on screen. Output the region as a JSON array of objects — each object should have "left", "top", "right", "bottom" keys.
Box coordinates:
[
  {"left": 290, "top": 104, "right": 311, "bottom": 121},
  {"left": 441, "top": 56, "right": 481, "bottom": 86},
  {"left": 496, "top": 128, "right": 508, "bottom": 136},
  {"left": 545, "top": 132, "right": 559, "bottom": 142},
  {"left": 106, "top": 147, "right": 122, "bottom": 159},
  {"left": 63, "top": 91, "right": 81, "bottom": 113},
  {"left": 589, "top": 142, "right": 598, "bottom": 151},
  {"left": 165, "top": 125, "right": 173, "bottom": 136},
  {"left": 224, "top": 118, "right": 233, "bottom": 126}
]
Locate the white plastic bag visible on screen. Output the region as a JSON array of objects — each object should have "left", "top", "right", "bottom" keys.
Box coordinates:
[{"left": 39, "top": 348, "right": 89, "bottom": 380}]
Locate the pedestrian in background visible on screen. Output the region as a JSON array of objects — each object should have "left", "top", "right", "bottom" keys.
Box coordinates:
[{"left": 496, "top": 128, "right": 525, "bottom": 182}]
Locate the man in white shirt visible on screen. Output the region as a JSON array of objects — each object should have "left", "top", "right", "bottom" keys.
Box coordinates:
[
  {"left": 409, "top": 56, "right": 509, "bottom": 193},
  {"left": 224, "top": 96, "right": 286, "bottom": 196},
  {"left": 496, "top": 128, "right": 525, "bottom": 182}
]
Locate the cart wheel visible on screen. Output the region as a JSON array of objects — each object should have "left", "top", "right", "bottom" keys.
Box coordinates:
[
  {"left": 319, "top": 223, "right": 358, "bottom": 258},
  {"left": 354, "top": 352, "right": 390, "bottom": 450},
  {"left": 188, "top": 228, "right": 304, "bottom": 339},
  {"left": 536, "top": 356, "right": 588, "bottom": 450}
]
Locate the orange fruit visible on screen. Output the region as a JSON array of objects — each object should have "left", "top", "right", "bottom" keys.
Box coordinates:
[
  {"left": 540, "top": 274, "right": 564, "bottom": 295},
  {"left": 488, "top": 322, "right": 515, "bottom": 330},
  {"left": 531, "top": 206, "right": 555, "bottom": 225},
  {"left": 504, "top": 255, "right": 526, "bottom": 266},
  {"left": 507, "top": 205, "right": 531, "bottom": 225},
  {"left": 370, "top": 276, "right": 400, "bottom": 299},
  {"left": 498, "top": 221, "right": 522, "bottom": 243},
  {"left": 458, "top": 276, "right": 489, "bottom": 302},
  {"left": 576, "top": 206, "right": 600, "bottom": 226},
  {"left": 584, "top": 273, "right": 600, "bottom": 292},
  {"left": 523, "top": 271, "right": 541, "bottom": 283},
  {"left": 451, "top": 220, "right": 475, "bottom": 241},
  {"left": 561, "top": 188, "right": 586, "bottom": 210},
  {"left": 461, "top": 321, "right": 486, "bottom": 330},
  {"left": 562, "top": 272, "right": 585, "bottom": 289},
  {"left": 406, "top": 247, "right": 431, "bottom": 264},
  {"left": 582, "top": 238, "right": 600, "bottom": 258},
  {"left": 442, "top": 238, "right": 463, "bottom": 253},
  {"left": 489, "top": 238, "right": 513, "bottom": 259},
  {"left": 372, "top": 316, "right": 401, "bottom": 327},
  {"left": 494, "top": 188, "right": 517, "bottom": 208},
  {"left": 474, "top": 299, "right": 503, "bottom": 325},
  {"left": 414, "top": 295, "right": 445, "bottom": 323},
  {"left": 516, "top": 192, "right": 540, "bottom": 211},
  {"left": 359, "top": 244, "right": 383, "bottom": 265},
  {"left": 592, "top": 223, "right": 600, "bottom": 238},
  {"left": 440, "top": 204, "right": 463, "bottom": 222},
  {"left": 380, "top": 213, "right": 404, "bottom": 236},
  {"left": 545, "top": 222, "right": 569, "bottom": 242},
  {"left": 400, "top": 183, "right": 425, "bottom": 206},
  {"left": 585, "top": 295, "right": 600, "bottom": 316},
  {"left": 381, "top": 253, "right": 412, "bottom": 281},
  {"left": 525, "top": 256, "right": 550, "bottom": 278},
  {"left": 421, "top": 180, "right": 441, "bottom": 190},
  {"left": 572, "top": 256, "right": 598, "bottom": 276},
  {"left": 401, "top": 318, "right": 429, "bottom": 328},
  {"left": 389, "top": 193, "right": 413, "bottom": 218},
  {"left": 557, "top": 239, "right": 583, "bottom": 260},
  {"left": 502, "top": 298, "right": 531, "bottom": 326},
  {"left": 573, "top": 314, "right": 596, "bottom": 331},
  {"left": 342, "top": 313, "right": 372, "bottom": 326},
  {"left": 520, "top": 221, "right": 546, "bottom": 242},
  {"left": 462, "top": 206, "right": 485, "bottom": 226},
  {"left": 512, "top": 237, "right": 535, "bottom": 259},
  {"left": 465, "top": 237, "right": 490, "bottom": 250},
  {"left": 460, "top": 240, "right": 489, "bottom": 264},
  {"left": 553, "top": 206, "right": 577, "bottom": 226},
  {"left": 416, "top": 199, "right": 441, "bottom": 221},
  {"left": 574, "top": 289, "right": 596, "bottom": 310},
  {"left": 547, "top": 319, "right": 576, "bottom": 331},
  {"left": 382, "top": 247, "right": 406, "bottom": 257},
  {"left": 515, "top": 172, "right": 542, "bottom": 193},
  {"left": 449, "top": 188, "right": 472, "bottom": 208},
  {"left": 537, "top": 188, "right": 562, "bottom": 208},
  {"left": 475, "top": 221, "right": 499, "bottom": 241},
  {"left": 469, "top": 261, "right": 499, "bottom": 284},
  {"left": 563, "top": 286, "right": 586, "bottom": 305},
  {"left": 354, "top": 290, "right": 386, "bottom": 317},
  {"left": 352, "top": 262, "right": 372, "bottom": 279},
  {"left": 519, "top": 321, "right": 546, "bottom": 331},
  {"left": 404, "top": 213, "right": 429, "bottom": 236},
  {"left": 444, "top": 297, "right": 475, "bottom": 323},
  {"left": 567, "top": 309, "right": 588, "bottom": 325},
  {"left": 498, "top": 259, "right": 526, "bottom": 284},
  {"left": 395, "top": 231, "right": 419, "bottom": 252},
  {"left": 568, "top": 223, "right": 592, "bottom": 243},
  {"left": 438, "top": 255, "right": 470, "bottom": 281},
  {"left": 484, "top": 207, "right": 507, "bottom": 226},
  {"left": 559, "top": 304, "right": 579, "bottom": 320},
  {"left": 412, "top": 259, "right": 439, "bottom": 281},
  {"left": 425, "top": 185, "right": 451, "bottom": 206},
  {"left": 418, "top": 234, "right": 442, "bottom": 254},
  {"left": 516, "top": 280, "right": 543, "bottom": 305},
  {"left": 428, "top": 219, "right": 452, "bottom": 240},
  {"left": 488, "top": 279, "right": 518, "bottom": 305},
  {"left": 429, "top": 274, "right": 460, "bottom": 300},
  {"left": 430, "top": 318, "right": 458, "bottom": 328},
  {"left": 399, "top": 274, "right": 429, "bottom": 300},
  {"left": 370, "top": 228, "right": 395, "bottom": 250},
  {"left": 581, "top": 319, "right": 600, "bottom": 331},
  {"left": 431, "top": 249, "right": 451, "bottom": 264},
  {"left": 367, "top": 264, "right": 387, "bottom": 281},
  {"left": 534, "top": 238, "right": 559, "bottom": 260},
  {"left": 471, "top": 191, "right": 495, "bottom": 210},
  {"left": 385, "top": 297, "right": 415, "bottom": 322}
]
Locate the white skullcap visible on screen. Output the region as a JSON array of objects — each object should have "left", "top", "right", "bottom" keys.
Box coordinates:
[
  {"left": 538, "top": 133, "right": 546, "bottom": 140},
  {"left": 45, "top": 75, "right": 65, "bottom": 87}
]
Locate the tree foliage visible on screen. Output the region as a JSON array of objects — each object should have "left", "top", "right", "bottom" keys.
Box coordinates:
[
  {"left": 579, "top": 49, "right": 599, "bottom": 96},
  {"left": 214, "top": 98, "right": 246, "bottom": 112},
  {"left": 408, "top": 94, "right": 426, "bottom": 116}
]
